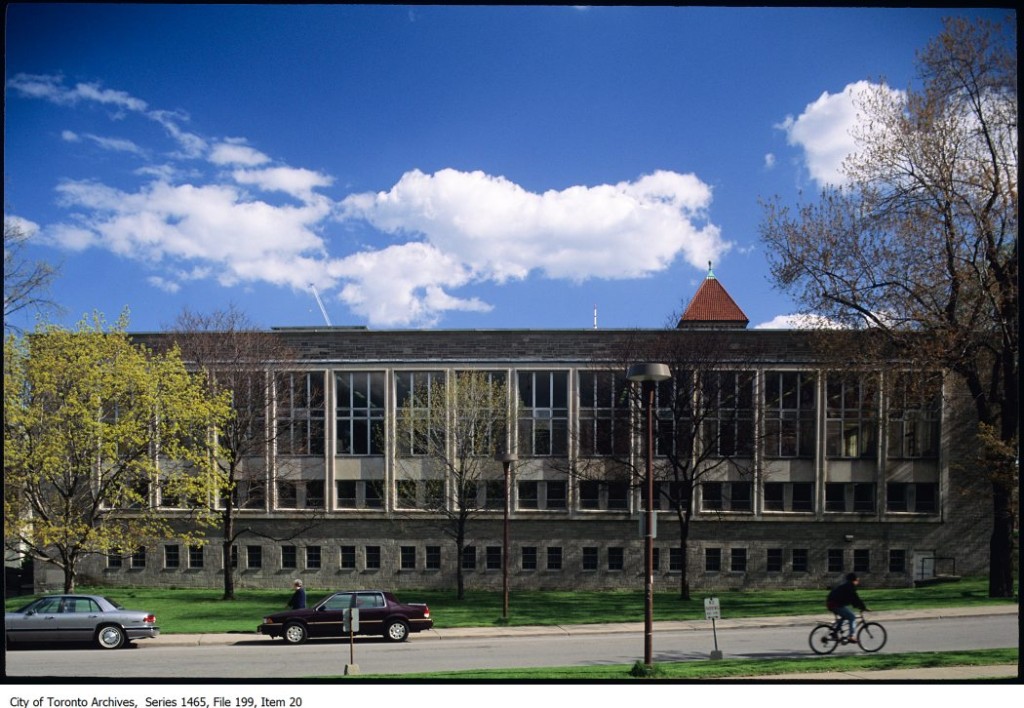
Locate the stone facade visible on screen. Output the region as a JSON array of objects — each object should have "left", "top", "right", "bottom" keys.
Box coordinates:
[{"left": 54, "top": 324, "right": 992, "bottom": 594}]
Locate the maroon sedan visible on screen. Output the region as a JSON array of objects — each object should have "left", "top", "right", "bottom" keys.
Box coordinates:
[{"left": 259, "top": 590, "right": 432, "bottom": 643}]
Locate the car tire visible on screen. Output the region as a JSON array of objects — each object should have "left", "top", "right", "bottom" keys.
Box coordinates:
[
  {"left": 283, "top": 622, "right": 308, "bottom": 645},
  {"left": 96, "top": 625, "right": 126, "bottom": 650},
  {"left": 384, "top": 619, "right": 409, "bottom": 642}
]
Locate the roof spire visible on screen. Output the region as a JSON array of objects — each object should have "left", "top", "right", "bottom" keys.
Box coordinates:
[
  {"left": 707, "top": 261, "right": 715, "bottom": 279},
  {"left": 678, "top": 265, "right": 748, "bottom": 329}
]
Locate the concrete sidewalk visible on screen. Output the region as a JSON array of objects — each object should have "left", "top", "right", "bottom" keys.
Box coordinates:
[{"left": 144, "top": 604, "right": 1020, "bottom": 680}]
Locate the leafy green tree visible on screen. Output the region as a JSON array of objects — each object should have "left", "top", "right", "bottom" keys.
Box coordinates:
[
  {"left": 759, "top": 18, "right": 1017, "bottom": 596},
  {"left": 3, "top": 314, "right": 231, "bottom": 592}
]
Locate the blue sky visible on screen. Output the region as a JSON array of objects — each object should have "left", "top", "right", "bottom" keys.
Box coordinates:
[{"left": 4, "top": 4, "right": 1012, "bottom": 333}]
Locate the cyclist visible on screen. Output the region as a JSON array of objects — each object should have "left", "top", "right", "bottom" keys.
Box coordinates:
[{"left": 826, "top": 572, "right": 868, "bottom": 641}]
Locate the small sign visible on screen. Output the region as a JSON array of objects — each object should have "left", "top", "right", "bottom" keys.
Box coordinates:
[
  {"left": 343, "top": 607, "right": 360, "bottom": 632},
  {"left": 704, "top": 597, "right": 721, "bottom": 620}
]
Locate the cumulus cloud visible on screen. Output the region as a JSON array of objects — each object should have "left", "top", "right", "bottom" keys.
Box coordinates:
[
  {"left": 776, "top": 80, "right": 903, "bottom": 188},
  {"left": 340, "top": 168, "right": 728, "bottom": 284},
  {"left": 754, "top": 313, "right": 847, "bottom": 330},
  {"left": 10, "top": 73, "right": 734, "bottom": 328}
]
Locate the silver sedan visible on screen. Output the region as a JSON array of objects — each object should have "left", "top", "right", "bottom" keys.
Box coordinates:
[{"left": 5, "top": 594, "right": 160, "bottom": 649}]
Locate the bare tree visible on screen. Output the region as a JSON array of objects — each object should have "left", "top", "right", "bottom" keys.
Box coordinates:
[
  {"left": 566, "top": 330, "right": 767, "bottom": 600},
  {"left": 393, "top": 371, "right": 510, "bottom": 600},
  {"left": 165, "top": 306, "right": 324, "bottom": 600},
  {"left": 759, "top": 17, "right": 1017, "bottom": 596},
  {"left": 4, "top": 217, "right": 63, "bottom": 332}
]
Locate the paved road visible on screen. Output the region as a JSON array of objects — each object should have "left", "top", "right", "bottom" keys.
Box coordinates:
[{"left": 3, "top": 605, "right": 1018, "bottom": 680}]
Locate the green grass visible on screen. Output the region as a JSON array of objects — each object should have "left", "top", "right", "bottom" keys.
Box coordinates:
[
  {"left": 356, "top": 648, "right": 1019, "bottom": 680},
  {"left": 4, "top": 576, "right": 1015, "bottom": 635}
]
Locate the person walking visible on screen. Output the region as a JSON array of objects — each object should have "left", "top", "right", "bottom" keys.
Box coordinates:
[
  {"left": 826, "top": 572, "right": 868, "bottom": 641},
  {"left": 286, "top": 579, "right": 306, "bottom": 609}
]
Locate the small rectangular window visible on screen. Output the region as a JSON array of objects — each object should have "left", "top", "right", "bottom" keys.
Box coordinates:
[
  {"left": 365, "top": 545, "right": 381, "bottom": 570},
  {"left": 486, "top": 546, "right": 502, "bottom": 570},
  {"left": 766, "top": 548, "right": 783, "bottom": 572},
  {"left": 705, "top": 548, "right": 721, "bottom": 572},
  {"left": 131, "top": 547, "right": 147, "bottom": 569},
  {"left": 608, "top": 547, "right": 624, "bottom": 571},
  {"left": 400, "top": 546, "right": 416, "bottom": 570},
  {"left": 281, "top": 545, "right": 297, "bottom": 569},
  {"left": 853, "top": 549, "right": 870, "bottom": 573},
  {"left": 461, "top": 546, "right": 476, "bottom": 571},
  {"left": 425, "top": 545, "right": 441, "bottom": 570},
  {"left": 669, "top": 547, "right": 683, "bottom": 572},
  {"left": 305, "top": 546, "right": 321, "bottom": 569},
  {"left": 340, "top": 545, "right": 356, "bottom": 570},
  {"left": 730, "top": 547, "right": 747, "bottom": 573},
  {"left": 546, "top": 546, "right": 562, "bottom": 570},
  {"left": 582, "top": 547, "right": 598, "bottom": 571},
  {"left": 827, "top": 548, "right": 844, "bottom": 573},
  {"left": 521, "top": 546, "right": 537, "bottom": 571},
  {"left": 188, "top": 546, "right": 203, "bottom": 569},
  {"left": 792, "top": 548, "right": 809, "bottom": 573},
  {"left": 889, "top": 549, "right": 906, "bottom": 573},
  {"left": 164, "top": 545, "right": 180, "bottom": 569},
  {"left": 247, "top": 545, "right": 262, "bottom": 569}
]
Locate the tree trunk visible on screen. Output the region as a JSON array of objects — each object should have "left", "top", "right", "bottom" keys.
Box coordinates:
[
  {"left": 677, "top": 518, "right": 691, "bottom": 601},
  {"left": 988, "top": 479, "right": 1015, "bottom": 598},
  {"left": 222, "top": 504, "right": 236, "bottom": 600},
  {"left": 63, "top": 564, "right": 75, "bottom": 594},
  {"left": 455, "top": 528, "right": 466, "bottom": 601}
]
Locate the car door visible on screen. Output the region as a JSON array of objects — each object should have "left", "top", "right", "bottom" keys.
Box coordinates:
[
  {"left": 8, "top": 596, "right": 63, "bottom": 643},
  {"left": 352, "top": 592, "right": 387, "bottom": 636},
  {"left": 57, "top": 596, "right": 102, "bottom": 643},
  {"left": 307, "top": 592, "right": 352, "bottom": 638}
]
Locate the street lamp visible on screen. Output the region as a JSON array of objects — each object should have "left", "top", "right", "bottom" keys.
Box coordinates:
[
  {"left": 497, "top": 452, "right": 518, "bottom": 621},
  {"left": 627, "top": 363, "right": 671, "bottom": 668}
]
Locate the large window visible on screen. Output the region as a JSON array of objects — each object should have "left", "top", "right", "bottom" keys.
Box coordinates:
[
  {"left": 336, "top": 372, "right": 386, "bottom": 455},
  {"left": 456, "top": 370, "right": 508, "bottom": 456},
  {"left": 517, "top": 371, "right": 568, "bottom": 456},
  {"left": 700, "top": 481, "right": 753, "bottom": 512},
  {"left": 887, "top": 373, "right": 941, "bottom": 458},
  {"left": 277, "top": 372, "right": 325, "bottom": 455},
  {"left": 826, "top": 373, "right": 878, "bottom": 458},
  {"left": 764, "top": 371, "right": 816, "bottom": 457},
  {"left": 579, "top": 481, "right": 629, "bottom": 511},
  {"left": 336, "top": 480, "right": 384, "bottom": 510},
  {"left": 702, "top": 371, "right": 755, "bottom": 457},
  {"left": 763, "top": 482, "right": 814, "bottom": 512},
  {"left": 826, "top": 482, "right": 876, "bottom": 513},
  {"left": 578, "top": 371, "right": 630, "bottom": 456},
  {"left": 395, "top": 370, "right": 444, "bottom": 456},
  {"left": 886, "top": 483, "right": 938, "bottom": 513}
]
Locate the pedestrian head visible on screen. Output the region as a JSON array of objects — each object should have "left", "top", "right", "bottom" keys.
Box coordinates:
[
  {"left": 846, "top": 572, "right": 858, "bottom": 583},
  {"left": 293, "top": 580, "right": 302, "bottom": 588}
]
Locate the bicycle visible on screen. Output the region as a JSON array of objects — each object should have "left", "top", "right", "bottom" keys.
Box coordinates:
[{"left": 808, "top": 611, "right": 887, "bottom": 654}]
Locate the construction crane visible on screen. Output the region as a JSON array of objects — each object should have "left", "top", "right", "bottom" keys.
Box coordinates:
[{"left": 309, "top": 284, "right": 333, "bottom": 326}]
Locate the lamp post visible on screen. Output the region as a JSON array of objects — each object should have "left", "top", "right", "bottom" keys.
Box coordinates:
[
  {"left": 627, "top": 363, "right": 671, "bottom": 668},
  {"left": 497, "top": 453, "right": 518, "bottom": 621}
]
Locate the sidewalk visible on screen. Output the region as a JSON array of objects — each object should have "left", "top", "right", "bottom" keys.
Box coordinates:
[{"left": 146, "top": 604, "right": 1020, "bottom": 680}]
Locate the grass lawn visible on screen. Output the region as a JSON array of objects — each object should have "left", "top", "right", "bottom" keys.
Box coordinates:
[
  {"left": 4, "top": 576, "right": 1015, "bottom": 635},
  {"left": 357, "top": 648, "right": 1019, "bottom": 680}
]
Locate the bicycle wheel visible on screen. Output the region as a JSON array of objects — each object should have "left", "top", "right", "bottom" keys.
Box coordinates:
[
  {"left": 809, "top": 624, "right": 840, "bottom": 654},
  {"left": 857, "top": 621, "right": 887, "bottom": 652}
]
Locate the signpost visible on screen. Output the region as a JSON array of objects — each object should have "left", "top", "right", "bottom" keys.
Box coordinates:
[
  {"left": 343, "top": 608, "right": 360, "bottom": 675},
  {"left": 704, "top": 597, "right": 723, "bottom": 660}
]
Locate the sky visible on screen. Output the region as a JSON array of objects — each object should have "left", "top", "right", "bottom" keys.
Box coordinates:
[{"left": 4, "top": 4, "right": 1014, "bottom": 335}]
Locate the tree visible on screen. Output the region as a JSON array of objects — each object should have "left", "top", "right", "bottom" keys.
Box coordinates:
[
  {"left": 166, "top": 306, "right": 323, "bottom": 601},
  {"left": 4, "top": 216, "right": 63, "bottom": 333},
  {"left": 568, "top": 330, "right": 766, "bottom": 600},
  {"left": 393, "top": 371, "right": 510, "bottom": 600},
  {"left": 759, "top": 17, "right": 1017, "bottom": 596},
  {"left": 3, "top": 314, "right": 230, "bottom": 592}
]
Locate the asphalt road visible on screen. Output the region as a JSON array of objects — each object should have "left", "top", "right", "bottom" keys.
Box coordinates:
[{"left": 3, "top": 612, "right": 1017, "bottom": 679}]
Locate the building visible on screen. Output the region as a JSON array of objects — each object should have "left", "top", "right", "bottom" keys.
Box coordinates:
[{"left": 66, "top": 274, "right": 990, "bottom": 593}]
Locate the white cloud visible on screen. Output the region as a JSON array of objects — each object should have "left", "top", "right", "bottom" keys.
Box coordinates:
[
  {"left": 341, "top": 168, "right": 728, "bottom": 283},
  {"left": 209, "top": 140, "right": 271, "bottom": 167},
  {"left": 147, "top": 276, "right": 181, "bottom": 293},
  {"left": 4, "top": 214, "right": 41, "bottom": 238},
  {"left": 776, "top": 80, "right": 902, "bottom": 188},
  {"left": 13, "top": 74, "right": 735, "bottom": 328},
  {"left": 754, "top": 313, "right": 846, "bottom": 329},
  {"left": 232, "top": 167, "right": 333, "bottom": 200},
  {"left": 763, "top": 153, "right": 775, "bottom": 170}
]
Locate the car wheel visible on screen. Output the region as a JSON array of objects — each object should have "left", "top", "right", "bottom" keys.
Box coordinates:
[
  {"left": 96, "top": 625, "right": 126, "bottom": 650},
  {"left": 283, "top": 622, "right": 308, "bottom": 645},
  {"left": 384, "top": 619, "right": 409, "bottom": 642}
]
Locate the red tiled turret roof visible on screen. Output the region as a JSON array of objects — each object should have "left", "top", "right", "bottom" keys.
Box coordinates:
[{"left": 677, "top": 266, "right": 749, "bottom": 329}]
